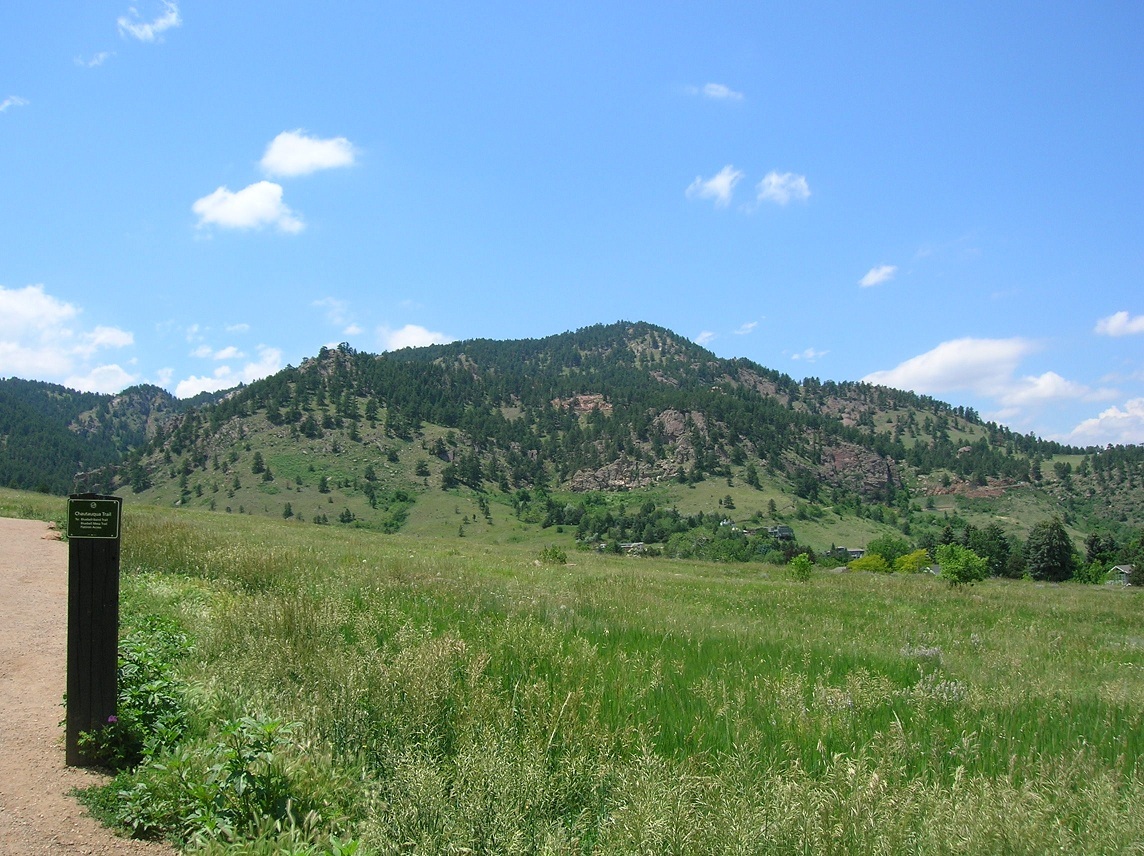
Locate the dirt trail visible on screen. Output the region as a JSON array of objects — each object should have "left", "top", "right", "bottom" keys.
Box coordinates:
[{"left": 0, "top": 517, "right": 174, "bottom": 855}]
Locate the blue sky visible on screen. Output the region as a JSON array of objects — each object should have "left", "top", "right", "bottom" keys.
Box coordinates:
[{"left": 2, "top": 2, "right": 1141, "bottom": 446}]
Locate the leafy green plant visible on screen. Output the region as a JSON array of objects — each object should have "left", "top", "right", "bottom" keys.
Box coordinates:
[
  {"left": 935, "top": 542, "right": 989, "bottom": 587},
  {"left": 539, "top": 544, "right": 568, "bottom": 564},
  {"left": 848, "top": 553, "right": 892, "bottom": 573},
  {"left": 788, "top": 552, "right": 812, "bottom": 581},
  {"left": 77, "top": 617, "right": 190, "bottom": 770},
  {"left": 108, "top": 715, "right": 357, "bottom": 847}
]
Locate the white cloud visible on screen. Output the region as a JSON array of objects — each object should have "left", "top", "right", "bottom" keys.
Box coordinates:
[
  {"left": 261, "top": 130, "right": 356, "bottom": 177},
  {"left": 65, "top": 364, "right": 138, "bottom": 394},
  {"left": 792, "top": 347, "right": 829, "bottom": 362},
  {"left": 225, "top": 323, "right": 250, "bottom": 334},
  {"left": 379, "top": 324, "right": 453, "bottom": 351},
  {"left": 1, "top": 96, "right": 29, "bottom": 113},
  {"left": 863, "top": 337, "right": 1036, "bottom": 397},
  {"left": 998, "top": 371, "right": 1114, "bottom": 408},
  {"left": 859, "top": 264, "right": 897, "bottom": 288},
  {"left": 0, "top": 283, "right": 135, "bottom": 390},
  {"left": 313, "top": 296, "right": 352, "bottom": 326},
  {"left": 343, "top": 324, "right": 363, "bottom": 336},
  {"left": 75, "top": 326, "right": 135, "bottom": 357},
  {"left": 174, "top": 345, "right": 283, "bottom": 398},
  {"left": 118, "top": 1, "right": 181, "bottom": 42},
  {"left": 863, "top": 337, "right": 1117, "bottom": 435},
  {"left": 757, "top": 171, "right": 810, "bottom": 205},
  {"left": 0, "top": 284, "right": 78, "bottom": 335},
  {"left": 734, "top": 322, "right": 758, "bottom": 336},
  {"left": 1094, "top": 311, "right": 1144, "bottom": 337},
  {"left": 694, "top": 331, "right": 717, "bottom": 346},
  {"left": 686, "top": 165, "right": 743, "bottom": 208},
  {"left": 1068, "top": 398, "right": 1144, "bottom": 446},
  {"left": 692, "top": 82, "right": 744, "bottom": 101},
  {"left": 75, "top": 52, "right": 115, "bottom": 68},
  {"left": 192, "top": 344, "right": 243, "bottom": 360},
  {"left": 192, "top": 181, "right": 304, "bottom": 233}
]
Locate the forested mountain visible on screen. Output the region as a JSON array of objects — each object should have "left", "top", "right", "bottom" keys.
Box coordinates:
[
  {"left": 0, "top": 378, "right": 184, "bottom": 493},
  {"left": 4, "top": 322, "right": 1142, "bottom": 560}
]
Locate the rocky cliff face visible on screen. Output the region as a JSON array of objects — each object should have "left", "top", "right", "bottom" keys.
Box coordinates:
[{"left": 819, "top": 442, "right": 902, "bottom": 498}]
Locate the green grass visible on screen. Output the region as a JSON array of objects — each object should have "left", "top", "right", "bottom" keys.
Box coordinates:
[{"left": 15, "top": 490, "right": 1143, "bottom": 852}]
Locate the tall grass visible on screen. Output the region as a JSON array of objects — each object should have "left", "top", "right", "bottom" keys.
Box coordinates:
[{"left": 102, "top": 502, "right": 1144, "bottom": 853}]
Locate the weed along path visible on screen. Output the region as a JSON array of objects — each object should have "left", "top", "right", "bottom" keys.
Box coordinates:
[{"left": 0, "top": 518, "right": 173, "bottom": 855}]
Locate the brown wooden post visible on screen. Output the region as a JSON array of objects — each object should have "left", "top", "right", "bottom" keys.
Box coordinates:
[{"left": 65, "top": 494, "right": 122, "bottom": 766}]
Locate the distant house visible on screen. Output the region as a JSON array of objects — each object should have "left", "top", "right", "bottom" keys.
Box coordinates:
[
  {"left": 847, "top": 548, "right": 866, "bottom": 560},
  {"left": 767, "top": 525, "right": 795, "bottom": 540},
  {"left": 1109, "top": 564, "right": 1135, "bottom": 586}
]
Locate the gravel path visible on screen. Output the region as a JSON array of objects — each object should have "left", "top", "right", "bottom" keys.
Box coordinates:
[{"left": 0, "top": 517, "right": 174, "bottom": 855}]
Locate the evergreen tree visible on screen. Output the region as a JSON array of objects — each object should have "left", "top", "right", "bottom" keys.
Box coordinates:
[{"left": 1024, "top": 516, "right": 1078, "bottom": 582}]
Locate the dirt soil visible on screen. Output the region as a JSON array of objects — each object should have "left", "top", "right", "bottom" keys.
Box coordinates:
[{"left": 0, "top": 518, "right": 175, "bottom": 855}]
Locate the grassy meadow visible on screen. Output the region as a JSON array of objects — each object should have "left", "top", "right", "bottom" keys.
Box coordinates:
[{"left": 5, "top": 488, "right": 1144, "bottom": 853}]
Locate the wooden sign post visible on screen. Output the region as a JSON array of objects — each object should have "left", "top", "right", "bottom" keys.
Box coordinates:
[{"left": 65, "top": 494, "right": 122, "bottom": 767}]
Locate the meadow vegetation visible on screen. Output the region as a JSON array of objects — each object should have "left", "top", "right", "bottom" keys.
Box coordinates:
[{"left": 3, "top": 489, "right": 1142, "bottom": 853}]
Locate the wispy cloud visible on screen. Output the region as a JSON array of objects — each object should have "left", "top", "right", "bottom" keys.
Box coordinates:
[
  {"left": 191, "top": 344, "right": 244, "bottom": 360},
  {"left": 1095, "top": 311, "right": 1144, "bottom": 337},
  {"left": 694, "top": 331, "right": 717, "bottom": 346},
  {"left": 118, "top": 1, "right": 182, "bottom": 42},
  {"left": 686, "top": 82, "right": 744, "bottom": 101},
  {"left": 859, "top": 264, "right": 897, "bottom": 288},
  {"left": 192, "top": 181, "right": 304, "bottom": 233},
  {"left": 261, "top": 130, "right": 357, "bottom": 178},
  {"left": 0, "top": 96, "right": 29, "bottom": 113},
  {"left": 734, "top": 321, "right": 758, "bottom": 336},
  {"left": 75, "top": 52, "right": 115, "bottom": 68},
  {"left": 378, "top": 324, "right": 453, "bottom": 351},
  {"left": 756, "top": 171, "right": 810, "bottom": 205},
  {"left": 174, "top": 344, "right": 283, "bottom": 398},
  {"left": 313, "top": 297, "right": 364, "bottom": 336},
  {"left": 685, "top": 165, "right": 743, "bottom": 208},
  {"left": 791, "top": 347, "right": 829, "bottom": 362}
]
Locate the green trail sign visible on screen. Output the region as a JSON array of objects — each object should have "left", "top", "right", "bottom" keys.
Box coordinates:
[{"left": 67, "top": 496, "right": 121, "bottom": 539}]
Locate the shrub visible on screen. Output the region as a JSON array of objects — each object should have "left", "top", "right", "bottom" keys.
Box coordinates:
[
  {"left": 935, "top": 543, "right": 989, "bottom": 587},
  {"left": 788, "top": 553, "right": 813, "bottom": 581},
  {"left": 894, "top": 549, "right": 932, "bottom": 574},
  {"left": 539, "top": 544, "right": 568, "bottom": 565},
  {"left": 848, "top": 554, "right": 892, "bottom": 573}
]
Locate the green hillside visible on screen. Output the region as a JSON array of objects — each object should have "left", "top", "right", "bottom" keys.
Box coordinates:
[{"left": 4, "top": 322, "right": 1142, "bottom": 573}]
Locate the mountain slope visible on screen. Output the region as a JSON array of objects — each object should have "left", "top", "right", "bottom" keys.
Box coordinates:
[
  {"left": 94, "top": 322, "right": 1139, "bottom": 543},
  {"left": 0, "top": 379, "right": 183, "bottom": 494}
]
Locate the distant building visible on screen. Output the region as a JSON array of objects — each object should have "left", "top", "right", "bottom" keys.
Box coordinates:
[{"left": 1109, "top": 564, "right": 1135, "bottom": 586}]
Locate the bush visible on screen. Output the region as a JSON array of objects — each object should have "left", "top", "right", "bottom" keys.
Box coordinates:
[
  {"left": 894, "top": 549, "right": 933, "bottom": 574},
  {"left": 1074, "top": 561, "right": 1107, "bottom": 585},
  {"left": 935, "top": 543, "right": 989, "bottom": 587},
  {"left": 848, "top": 554, "right": 892, "bottom": 573},
  {"left": 539, "top": 545, "right": 568, "bottom": 565},
  {"left": 788, "top": 553, "right": 813, "bottom": 581}
]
